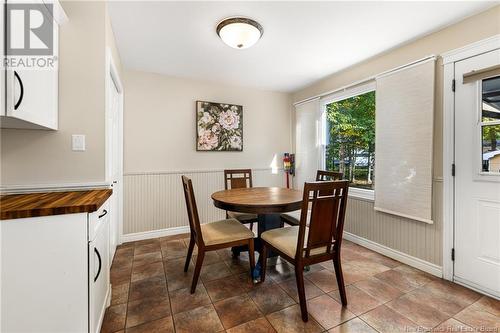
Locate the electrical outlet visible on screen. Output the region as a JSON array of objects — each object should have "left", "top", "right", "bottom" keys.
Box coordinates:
[{"left": 72, "top": 134, "right": 86, "bottom": 151}]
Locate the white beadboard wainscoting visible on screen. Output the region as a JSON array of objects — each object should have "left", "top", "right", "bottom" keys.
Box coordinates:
[
  {"left": 123, "top": 173, "right": 443, "bottom": 275},
  {"left": 123, "top": 168, "right": 286, "bottom": 238},
  {"left": 344, "top": 179, "right": 443, "bottom": 269}
]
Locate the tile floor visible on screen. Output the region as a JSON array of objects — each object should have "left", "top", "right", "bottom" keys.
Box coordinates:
[{"left": 101, "top": 233, "right": 500, "bottom": 333}]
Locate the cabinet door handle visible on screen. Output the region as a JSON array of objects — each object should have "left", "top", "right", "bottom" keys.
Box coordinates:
[
  {"left": 14, "top": 71, "right": 24, "bottom": 110},
  {"left": 94, "top": 248, "right": 102, "bottom": 282},
  {"left": 98, "top": 209, "right": 107, "bottom": 219}
]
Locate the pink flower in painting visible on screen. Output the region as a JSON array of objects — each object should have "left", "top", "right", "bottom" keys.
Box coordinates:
[
  {"left": 218, "top": 109, "right": 240, "bottom": 130},
  {"left": 198, "top": 129, "right": 219, "bottom": 150}
]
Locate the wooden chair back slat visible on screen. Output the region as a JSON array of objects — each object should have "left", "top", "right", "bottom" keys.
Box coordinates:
[
  {"left": 296, "top": 181, "right": 349, "bottom": 259},
  {"left": 224, "top": 169, "right": 253, "bottom": 190},
  {"left": 316, "top": 170, "right": 343, "bottom": 181},
  {"left": 315, "top": 170, "right": 343, "bottom": 196},
  {"left": 181, "top": 176, "right": 203, "bottom": 245}
]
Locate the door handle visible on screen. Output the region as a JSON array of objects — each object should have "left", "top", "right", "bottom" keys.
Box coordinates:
[
  {"left": 98, "top": 209, "right": 108, "bottom": 219},
  {"left": 94, "top": 248, "right": 102, "bottom": 282},
  {"left": 14, "top": 71, "right": 24, "bottom": 110}
]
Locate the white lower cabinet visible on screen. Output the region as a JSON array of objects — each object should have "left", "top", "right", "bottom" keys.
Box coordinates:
[
  {"left": 0, "top": 199, "right": 112, "bottom": 333},
  {"left": 89, "top": 211, "right": 110, "bottom": 333}
]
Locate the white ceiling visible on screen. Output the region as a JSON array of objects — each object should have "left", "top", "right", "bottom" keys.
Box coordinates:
[{"left": 108, "top": 1, "right": 496, "bottom": 92}]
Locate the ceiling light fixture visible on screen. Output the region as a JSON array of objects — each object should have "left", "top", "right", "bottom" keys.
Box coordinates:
[{"left": 216, "top": 17, "right": 263, "bottom": 49}]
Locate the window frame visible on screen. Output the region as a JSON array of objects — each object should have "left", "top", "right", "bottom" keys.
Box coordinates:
[
  {"left": 478, "top": 76, "right": 500, "bottom": 177},
  {"left": 320, "top": 81, "right": 376, "bottom": 201}
]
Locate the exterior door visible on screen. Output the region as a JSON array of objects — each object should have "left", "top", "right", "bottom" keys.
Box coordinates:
[{"left": 454, "top": 49, "right": 500, "bottom": 298}]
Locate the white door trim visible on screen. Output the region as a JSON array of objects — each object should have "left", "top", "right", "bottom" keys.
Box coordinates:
[
  {"left": 442, "top": 35, "right": 500, "bottom": 282},
  {"left": 105, "top": 48, "right": 124, "bottom": 249}
]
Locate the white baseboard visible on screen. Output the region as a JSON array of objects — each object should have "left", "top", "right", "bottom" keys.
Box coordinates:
[
  {"left": 121, "top": 226, "right": 190, "bottom": 243},
  {"left": 121, "top": 227, "right": 443, "bottom": 278},
  {"left": 343, "top": 231, "right": 443, "bottom": 278}
]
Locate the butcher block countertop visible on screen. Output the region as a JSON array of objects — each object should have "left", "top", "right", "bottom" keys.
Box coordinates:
[{"left": 0, "top": 189, "right": 112, "bottom": 220}]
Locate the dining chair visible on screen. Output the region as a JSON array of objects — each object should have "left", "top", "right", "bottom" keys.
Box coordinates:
[
  {"left": 181, "top": 175, "right": 256, "bottom": 293},
  {"left": 281, "top": 170, "right": 344, "bottom": 226},
  {"left": 260, "top": 180, "right": 349, "bottom": 322},
  {"left": 224, "top": 169, "right": 259, "bottom": 231}
]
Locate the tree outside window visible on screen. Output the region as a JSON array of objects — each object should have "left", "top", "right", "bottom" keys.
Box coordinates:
[{"left": 325, "top": 91, "right": 376, "bottom": 190}]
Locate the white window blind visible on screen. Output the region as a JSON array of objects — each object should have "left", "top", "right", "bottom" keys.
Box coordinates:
[
  {"left": 294, "top": 98, "right": 321, "bottom": 190},
  {"left": 374, "top": 59, "right": 435, "bottom": 224}
]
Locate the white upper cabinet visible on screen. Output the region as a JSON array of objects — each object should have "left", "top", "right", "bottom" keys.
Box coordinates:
[{"left": 1, "top": 0, "right": 67, "bottom": 130}]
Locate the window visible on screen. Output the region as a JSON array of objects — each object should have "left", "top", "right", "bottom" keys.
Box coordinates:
[
  {"left": 481, "top": 76, "right": 500, "bottom": 174},
  {"left": 324, "top": 90, "right": 376, "bottom": 190}
]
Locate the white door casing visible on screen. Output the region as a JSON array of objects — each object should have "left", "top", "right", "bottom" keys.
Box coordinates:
[
  {"left": 453, "top": 49, "right": 500, "bottom": 298},
  {"left": 1, "top": 0, "right": 4, "bottom": 117},
  {"left": 106, "top": 48, "right": 124, "bottom": 261}
]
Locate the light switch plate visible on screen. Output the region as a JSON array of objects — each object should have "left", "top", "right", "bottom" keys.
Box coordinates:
[{"left": 72, "top": 134, "right": 86, "bottom": 151}]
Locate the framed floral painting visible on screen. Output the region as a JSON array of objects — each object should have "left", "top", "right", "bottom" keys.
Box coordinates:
[{"left": 196, "top": 101, "right": 243, "bottom": 151}]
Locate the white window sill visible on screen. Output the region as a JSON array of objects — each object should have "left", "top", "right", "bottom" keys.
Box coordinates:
[{"left": 348, "top": 187, "right": 374, "bottom": 202}]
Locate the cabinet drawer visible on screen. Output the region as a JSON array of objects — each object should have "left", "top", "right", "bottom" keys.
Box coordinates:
[{"left": 89, "top": 199, "right": 110, "bottom": 241}]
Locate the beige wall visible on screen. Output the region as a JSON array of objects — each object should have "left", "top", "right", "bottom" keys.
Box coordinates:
[
  {"left": 292, "top": 6, "right": 500, "bottom": 266},
  {"left": 0, "top": 1, "right": 122, "bottom": 186},
  {"left": 122, "top": 70, "right": 292, "bottom": 235},
  {"left": 123, "top": 70, "right": 292, "bottom": 173}
]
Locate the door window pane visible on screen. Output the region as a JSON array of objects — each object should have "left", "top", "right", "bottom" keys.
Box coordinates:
[
  {"left": 482, "top": 76, "right": 500, "bottom": 122},
  {"left": 482, "top": 124, "right": 500, "bottom": 173}
]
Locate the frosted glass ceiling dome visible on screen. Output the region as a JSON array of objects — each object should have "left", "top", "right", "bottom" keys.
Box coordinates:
[{"left": 216, "top": 17, "right": 264, "bottom": 49}]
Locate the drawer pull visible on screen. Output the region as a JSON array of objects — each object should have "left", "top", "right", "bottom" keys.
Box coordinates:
[
  {"left": 14, "top": 71, "right": 24, "bottom": 110},
  {"left": 98, "top": 209, "right": 108, "bottom": 219},
  {"left": 94, "top": 248, "right": 102, "bottom": 282}
]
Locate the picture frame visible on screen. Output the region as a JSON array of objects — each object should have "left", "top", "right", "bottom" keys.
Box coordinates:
[{"left": 196, "top": 101, "right": 243, "bottom": 151}]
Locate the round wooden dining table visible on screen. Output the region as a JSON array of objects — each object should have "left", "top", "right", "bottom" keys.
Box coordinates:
[
  {"left": 212, "top": 187, "right": 303, "bottom": 274},
  {"left": 212, "top": 187, "right": 303, "bottom": 215}
]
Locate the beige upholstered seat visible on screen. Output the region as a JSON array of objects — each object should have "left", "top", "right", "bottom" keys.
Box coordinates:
[
  {"left": 201, "top": 218, "right": 255, "bottom": 246},
  {"left": 227, "top": 211, "right": 258, "bottom": 222},
  {"left": 261, "top": 226, "right": 326, "bottom": 258},
  {"left": 279, "top": 210, "right": 311, "bottom": 226}
]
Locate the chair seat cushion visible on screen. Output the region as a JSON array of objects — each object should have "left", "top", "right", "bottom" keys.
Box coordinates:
[
  {"left": 280, "top": 210, "right": 311, "bottom": 226},
  {"left": 227, "top": 211, "right": 258, "bottom": 222},
  {"left": 261, "top": 226, "right": 326, "bottom": 258},
  {"left": 201, "top": 218, "right": 254, "bottom": 246}
]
